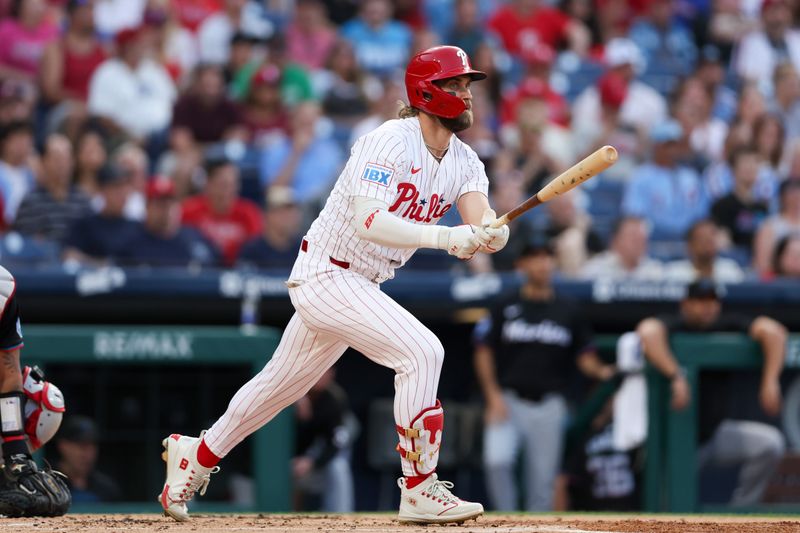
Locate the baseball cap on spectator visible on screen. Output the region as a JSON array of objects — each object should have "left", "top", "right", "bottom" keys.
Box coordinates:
[
  {"left": 518, "top": 78, "right": 548, "bottom": 100},
  {"left": 252, "top": 65, "right": 281, "bottom": 87},
  {"left": 115, "top": 26, "right": 146, "bottom": 48},
  {"left": 58, "top": 415, "right": 99, "bottom": 444},
  {"left": 146, "top": 176, "right": 176, "bottom": 200},
  {"left": 265, "top": 185, "right": 296, "bottom": 209},
  {"left": 519, "top": 235, "right": 554, "bottom": 257},
  {"left": 521, "top": 44, "right": 555, "bottom": 67},
  {"left": 598, "top": 72, "right": 628, "bottom": 110},
  {"left": 650, "top": 119, "right": 683, "bottom": 144},
  {"left": 604, "top": 38, "right": 645, "bottom": 73},
  {"left": 97, "top": 164, "right": 130, "bottom": 187},
  {"left": 685, "top": 279, "right": 720, "bottom": 300},
  {"left": 231, "top": 31, "right": 260, "bottom": 46}
]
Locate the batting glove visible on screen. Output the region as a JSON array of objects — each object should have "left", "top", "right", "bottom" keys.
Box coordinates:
[
  {"left": 475, "top": 209, "right": 509, "bottom": 253},
  {"left": 440, "top": 224, "right": 481, "bottom": 260}
]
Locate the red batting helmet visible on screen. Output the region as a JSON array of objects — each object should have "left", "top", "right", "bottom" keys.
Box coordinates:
[{"left": 405, "top": 46, "right": 486, "bottom": 119}]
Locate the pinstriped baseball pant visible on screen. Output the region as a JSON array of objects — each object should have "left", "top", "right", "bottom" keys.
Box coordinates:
[{"left": 203, "top": 267, "right": 444, "bottom": 477}]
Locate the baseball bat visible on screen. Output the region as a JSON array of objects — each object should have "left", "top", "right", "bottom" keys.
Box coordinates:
[{"left": 490, "top": 145, "right": 618, "bottom": 228}]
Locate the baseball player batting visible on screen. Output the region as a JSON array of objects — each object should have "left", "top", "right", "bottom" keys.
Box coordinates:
[{"left": 159, "top": 45, "right": 510, "bottom": 524}]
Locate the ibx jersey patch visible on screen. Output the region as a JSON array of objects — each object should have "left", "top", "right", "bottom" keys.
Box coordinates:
[{"left": 361, "top": 163, "right": 394, "bottom": 187}]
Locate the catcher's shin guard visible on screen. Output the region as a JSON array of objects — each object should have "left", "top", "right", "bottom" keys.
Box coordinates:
[
  {"left": 396, "top": 400, "right": 443, "bottom": 476},
  {"left": 0, "top": 391, "right": 29, "bottom": 458}
]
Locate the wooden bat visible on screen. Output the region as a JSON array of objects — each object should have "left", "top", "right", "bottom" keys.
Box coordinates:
[{"left": 490, "top": 145, "right": 618, "bottom": 228}]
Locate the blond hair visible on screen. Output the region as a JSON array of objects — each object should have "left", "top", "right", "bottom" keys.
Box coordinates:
[{"left": 398, "top": 102, "right": 420, "bottom": 119}]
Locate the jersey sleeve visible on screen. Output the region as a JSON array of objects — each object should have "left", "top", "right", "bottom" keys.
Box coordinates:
[
  {"left": 346, "top": 129, "right": 408, "bottom": 204},
  {"left": 571, "top": 310, "right": 596, "bottom": 357},
  {"left": 457, "top": 147, "right": 490, "bottom": 200},
  {"left": 0, "top": 294, "right": 23, "bottom": 351},
  {"left": 474, "top": 305, "right": 503, "bottom": 350}
]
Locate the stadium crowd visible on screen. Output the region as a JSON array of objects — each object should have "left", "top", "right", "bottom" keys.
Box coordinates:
[{"left": 0, "top": 0, "right": 798, "bottom": 281}]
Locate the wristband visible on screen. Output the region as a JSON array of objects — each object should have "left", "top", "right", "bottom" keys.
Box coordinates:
[
  {"left": 419, "top": 225, "right": 448, "bottom": 250},
  {"left": 669, "top": 367, "right": 686, "bottom": 381}
]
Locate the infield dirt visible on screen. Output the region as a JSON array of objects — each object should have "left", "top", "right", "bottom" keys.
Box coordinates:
[{"left": 3, "top": 513, "right": 800, "bottom": 533}]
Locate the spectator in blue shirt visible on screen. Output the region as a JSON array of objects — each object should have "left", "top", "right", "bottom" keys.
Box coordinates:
[
  {"left": 259, "top": 101, "right": 344, "bottom": 205},
  {"left": 62, "top": 164, "right": 140, "bottom": 266},
  {"left": 340, "top": 0, "right": 412, "bottom": 77},
  {"left": 115, "top": 177, "right": 220, "bottom": 268},
  {"left": 622, "top": 120, "right": 709, "bottom": 239},
  {"left": 629, "top": 0, "right": 697, "bottom": 95},
  {"left": 238, "top": 185, "right": 303, "bottom": 270}
]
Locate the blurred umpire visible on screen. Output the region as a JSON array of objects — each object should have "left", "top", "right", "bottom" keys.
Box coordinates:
[
  {"left": 473, "top": 237, "right": 614, "bottom": 511},
  {"left": 637, "top": 279, "right": 787, "bottom": 505}
]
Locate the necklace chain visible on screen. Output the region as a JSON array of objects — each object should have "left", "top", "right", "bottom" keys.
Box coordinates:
[
  {"left": 425, "top": 141, "right": 448, "bottom": 153},
  {"left": 425, "top": 142, "right": 448, "bottom": 162}
]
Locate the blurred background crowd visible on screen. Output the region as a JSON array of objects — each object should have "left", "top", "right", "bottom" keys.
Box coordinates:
[{"left": 1, "top": 0, "right": 799, "bottom": 281}]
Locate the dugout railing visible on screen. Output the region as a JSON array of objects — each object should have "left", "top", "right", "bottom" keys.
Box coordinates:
[
  {"left": 18, "top": 327, "right": 799, "bottom": 513},
  {"left": 644, "top": 333, "right": 800, "bottom": 513},
  {"left": 21, "top": 325, "right": 286, "bottom": 514}
]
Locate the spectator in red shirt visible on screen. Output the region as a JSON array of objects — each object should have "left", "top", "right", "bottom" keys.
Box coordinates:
[
  {"left": 487, "top": 0, "right": 589, "bottom": 59},
  {"left": 500, "top": 44, "right": 570, "bottom": 128},
  {"left": 40, "top": 0, "right": 107, "bottom": 138},
  {"left": 181, "top": 158, "right": 262, "bottom": 265}
]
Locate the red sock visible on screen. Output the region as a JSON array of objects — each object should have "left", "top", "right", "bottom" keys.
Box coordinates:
[
  {"left": 196, "top": 438, "right": 221, "bottom": 468},
  {"left": 405, "top": 473, "right": 432, "bottom": 489}
]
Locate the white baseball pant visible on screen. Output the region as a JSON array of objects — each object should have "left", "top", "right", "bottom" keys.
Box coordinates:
[{"left": 203, "top": 266, "right": 444, "bottom": 477}]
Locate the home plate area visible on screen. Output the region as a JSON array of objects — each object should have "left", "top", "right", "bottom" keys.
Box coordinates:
[{"left": 4, "top": 514, "right": 800, "bottom": 533}]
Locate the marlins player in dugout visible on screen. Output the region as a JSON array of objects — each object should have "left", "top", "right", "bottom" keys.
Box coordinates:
[{"left": 159, "top": 45, "right": 510, "bottom": 524}]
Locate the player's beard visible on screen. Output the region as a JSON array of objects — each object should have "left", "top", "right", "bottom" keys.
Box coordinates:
[{"left": 438, "top": 109, "right": 473, "bottom": 133}]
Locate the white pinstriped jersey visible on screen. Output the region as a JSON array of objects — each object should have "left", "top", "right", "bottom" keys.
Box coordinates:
[{"left": 301, "top": 116, "right": 489, "bottom": 282}]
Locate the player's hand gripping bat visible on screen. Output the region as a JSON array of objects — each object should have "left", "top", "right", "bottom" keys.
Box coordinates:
[{"left": 489, "top": 145, "right": 619, "bottom": 229}]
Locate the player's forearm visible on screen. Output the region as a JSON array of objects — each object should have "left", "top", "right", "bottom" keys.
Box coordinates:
[
  {"left": 457, "top": 191, "right": 490, "bottom": 226},
  {"left": 352, "top": 196, "right": 449, "bottom": 250},
  {"left": 577, "top": 350, "right": 614, "bottom": 381},
  {"left": 0, "top": 348, "right": 23, "bottom": 392},
  {"left": 474, "top": 345, "right": 503, "bottom": 400},
  {"left": 273, "top": 151, "right": 303, "bottom": 187},
  {"left": 751, "top": 316, "right": 787, "bottom": 384},
  {"left": 637, "top": 318, "right": 681, "bottom": 378}
]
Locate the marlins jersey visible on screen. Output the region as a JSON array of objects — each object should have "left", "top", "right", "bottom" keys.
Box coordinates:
[{"left": 297, "top": 117, "right": 489, "bottom": 283}]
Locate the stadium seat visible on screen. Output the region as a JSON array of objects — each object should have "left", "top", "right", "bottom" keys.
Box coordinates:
[
  {"left": 553, "top": 55, "right": 604, "bottom": 103},
  {"left": 584, "top": 178, "right": 625, "bottom": 243},
  {"left": 0, "top": 232, "right": 60, "bottom": 267}
]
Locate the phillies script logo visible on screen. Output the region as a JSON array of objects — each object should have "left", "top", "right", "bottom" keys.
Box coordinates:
[{"left": 388, "top": 183, "right": 452, "bottom": 222}]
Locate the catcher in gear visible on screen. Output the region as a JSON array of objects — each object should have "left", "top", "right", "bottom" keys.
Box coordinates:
[{"left": 0, "top": 266, "right": 70, "bottom": 517}]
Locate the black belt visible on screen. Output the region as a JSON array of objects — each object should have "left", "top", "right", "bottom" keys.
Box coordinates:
[{"left": 301, "top": 239, "right": 350, "bottom": 269}]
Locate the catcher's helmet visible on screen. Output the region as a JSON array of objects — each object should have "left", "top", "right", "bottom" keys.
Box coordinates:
[{"left": 405, "top": 45, "right": 486, "bottom": 119}]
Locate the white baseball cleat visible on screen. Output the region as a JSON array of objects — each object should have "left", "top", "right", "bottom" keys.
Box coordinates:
[
  {"left": 397, "top": 473, "right": 483, "bottom": 524},
  {"left": 158, "top": 431, "right": 219, "bottom": 522}
]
